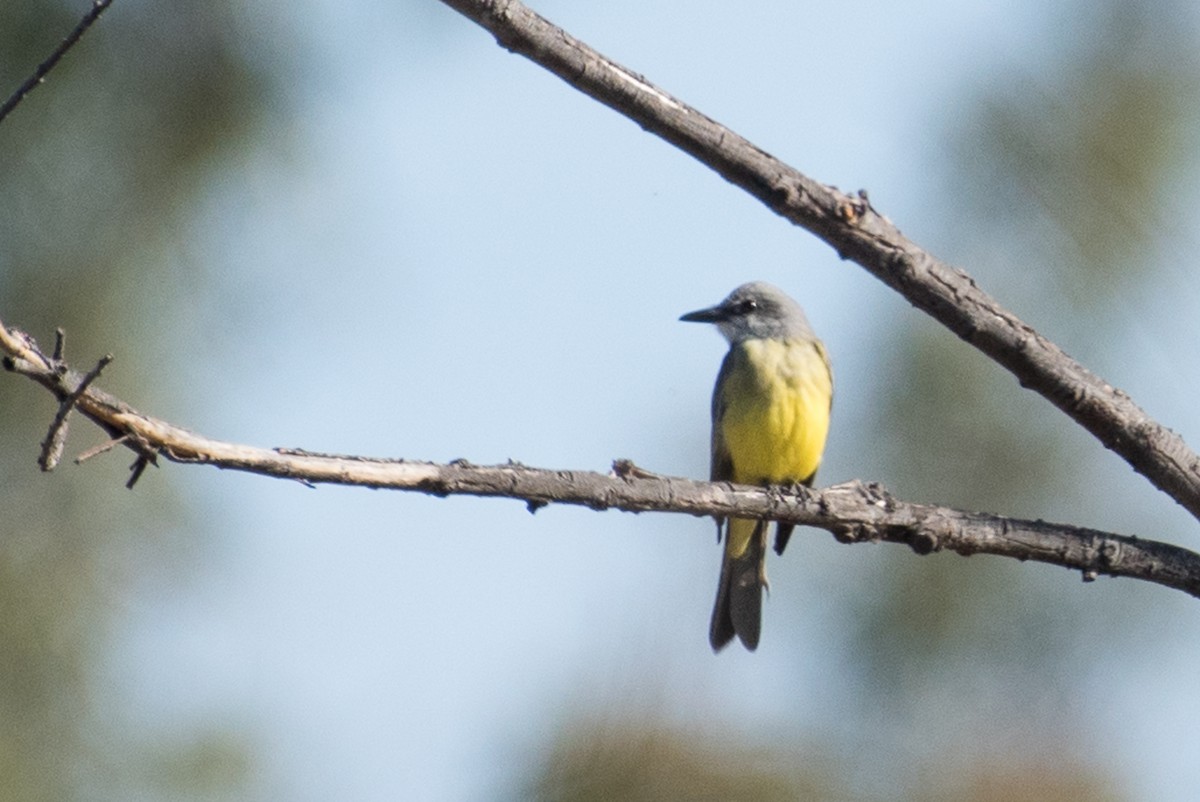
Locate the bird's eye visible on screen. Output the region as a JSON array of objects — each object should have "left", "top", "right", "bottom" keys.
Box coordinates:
[{"left": 736, "top": 299, "right": 758, "bottom": 314}]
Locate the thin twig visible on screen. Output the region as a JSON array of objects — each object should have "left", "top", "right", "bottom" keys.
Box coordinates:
[
  {"left": 434, "top": 0, "right": 1200, "bottom": 524},
  {"left": 75, "top": 434, "right": 128, "bottom": 464},
  {"left": 125, "top": 454, "right": 150, "bottom": 488},
  {"left": 0, "top": 0, "right": 115, "bottom": 127},
  {"left": 38, "top": 352, "right": 112, "bottom": 471}
]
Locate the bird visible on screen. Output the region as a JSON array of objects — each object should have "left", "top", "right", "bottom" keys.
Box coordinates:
[{"left": 680, "top": 282, "right": 833, "bottom": 652}]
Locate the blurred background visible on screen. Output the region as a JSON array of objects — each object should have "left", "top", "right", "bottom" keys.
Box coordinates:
[{"left": 2, "top": 0, "right": 1200, "bottom": 799}]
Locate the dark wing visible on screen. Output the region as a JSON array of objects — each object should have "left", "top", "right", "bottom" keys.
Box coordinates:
[
  {"left": 709, "top": 348, "right": 737, "bottom": 483},
  {"left": 708, "top": 349, "right": 737, "bottom": 543}
]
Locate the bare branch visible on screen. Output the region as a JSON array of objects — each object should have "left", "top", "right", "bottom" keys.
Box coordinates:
[
  {"left": 3, "top": 319, "right": 1199, "bottom": 600},
  {"left": 38, "top": 352, "right": 112, "bottom": 472},
  {"left": 0, "top": 0, "right": 115, "bottom": 127},
  {"left": 75, "top": 434, "right": 128, "bottom": 464},
  {"left": 434, "top": 0, "right": 1200, "bottom": 524}
]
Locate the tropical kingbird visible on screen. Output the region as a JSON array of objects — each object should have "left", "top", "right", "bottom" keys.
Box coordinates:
[{"left": 680, "top": 282, "right": 833, "bottom": 652}]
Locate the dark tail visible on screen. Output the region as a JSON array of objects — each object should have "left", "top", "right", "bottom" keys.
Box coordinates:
[{"left": 709, "top": 519, "right": 767, "bottom": 652}]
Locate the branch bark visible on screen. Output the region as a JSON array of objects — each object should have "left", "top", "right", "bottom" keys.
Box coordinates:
[
  {"left": 4, "top": 319, "right": 1200, "bottom": 600},
  {"left": 3, "top": 2, "right": 1198, "bottom": 606},
  {"left": 434, "top": 0, "right": 1200, "bottom": 525}
]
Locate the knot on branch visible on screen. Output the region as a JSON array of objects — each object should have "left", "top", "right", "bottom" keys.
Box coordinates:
[
  {"left": 611, "top": 458, "right": 660, "bottom": 481},
  {"left": 907, "top": 514, "right": 956, "bottom": 555},
  {"left": 831, "top": 523, "right": 875, "bottom": 544},
  {"left": 835, "top": 189, "right": 870, "bottom": 226},
  {"left": 1080, "top": 535, "right": 1123, "bottom": 582},
  {"left": 840, "top": 478, "right": 895, "bottom": 511},
  {"left": 908, "top": 527, "right": 940, "bottom": 555}
]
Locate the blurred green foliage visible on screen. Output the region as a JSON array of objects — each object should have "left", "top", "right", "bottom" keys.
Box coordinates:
[
  {"left": 520, "top": 1, "right": 1196, "bottom": 798},
  {"left": 0, "top": 1, "right": 278, "bottom": 798},
  {"left": 849, "top": 2, "right": 1197, "bottom": 795},
  {"left": 949, "top": 3, "right": 1199, "bottom": 308},
  {"left": 5, "top": 1, "right": 1196, "bottom": 799},
  {"left": 519, "top": 720, "right": 845, "bottom": 802}
]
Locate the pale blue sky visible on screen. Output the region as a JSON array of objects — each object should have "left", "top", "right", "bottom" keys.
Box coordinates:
[{"left": 94, "top": 1, "right": 1200, "bottom": 799}]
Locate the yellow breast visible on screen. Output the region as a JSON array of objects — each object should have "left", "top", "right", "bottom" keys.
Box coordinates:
[{"left": 720, "top": 337, "right": 832, "bottom": 486}]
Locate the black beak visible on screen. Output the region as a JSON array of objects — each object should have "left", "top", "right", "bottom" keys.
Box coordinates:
[{"left": 679, "top": 304, "right": 725, "bottom": 324}]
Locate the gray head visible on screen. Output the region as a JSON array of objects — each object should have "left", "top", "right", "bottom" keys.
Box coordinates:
[{"left": 679, "top": 281, "right": 815, "bottom": 343}]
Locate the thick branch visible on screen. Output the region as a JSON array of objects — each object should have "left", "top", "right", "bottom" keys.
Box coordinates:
[
  {"left": 4, "top": 320, "right": 1199, "bottom": 600},
  {"left": 435, "top": 0, "right": 1200, "bottom": 523}
]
